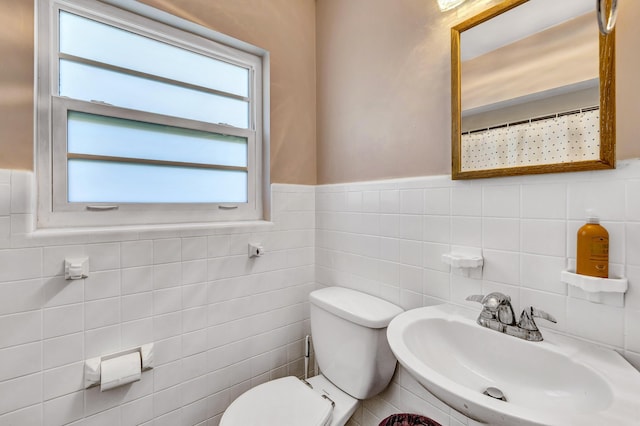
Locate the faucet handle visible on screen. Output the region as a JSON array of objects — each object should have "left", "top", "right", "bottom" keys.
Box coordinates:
[
  {"left": 466, "top": 294, "right": 485, "bottom": 303},
  {"left": 531, "top": 307, "right": 557, "bottom": 324},
  {"left": 466, "top": 292, "right": 510, "bottom": 309},
  {"left": 519, "top": 306, "right": 557, "bottom": 331}
]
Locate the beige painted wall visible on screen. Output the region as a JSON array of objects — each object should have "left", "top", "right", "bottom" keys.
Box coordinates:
[
  {"left": 0, "top": 1, "right": 34, "bottom": 170},
  {"left": 615, "top": 0, "right": 640, "bottom": 162},
  {"left": 316, "top": 0, "right": 452, "bottom": 183},
  {"left": 0, "top": 0, "right": 317, "bottom": 185},
  {"left": 2, "top": 0, "right": 639, "bottom": 183},
  {"left": 316, "top": 0, "right": 640, "bottom": 184}
]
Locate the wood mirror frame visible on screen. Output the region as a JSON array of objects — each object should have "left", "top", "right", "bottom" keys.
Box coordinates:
[{"left": 451, "top": 0, "right": 615, "bottom": 180}]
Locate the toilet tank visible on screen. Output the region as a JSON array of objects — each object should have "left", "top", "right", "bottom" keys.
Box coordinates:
[{"left": 309, "top": 287, "right": 404, "bottom": 400}]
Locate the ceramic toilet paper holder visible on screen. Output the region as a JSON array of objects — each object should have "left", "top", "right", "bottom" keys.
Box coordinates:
[{"left": 84, "top": 343, "right": 154, "bottom": 390}]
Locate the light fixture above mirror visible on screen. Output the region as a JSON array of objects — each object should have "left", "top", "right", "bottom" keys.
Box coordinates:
[{"left": 438, "top": 0, "right": 468, "bottom": 12}]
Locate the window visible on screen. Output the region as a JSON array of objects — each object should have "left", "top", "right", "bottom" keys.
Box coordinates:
[{"left": 36, "top": 0, "right": 268, "bottom": 228}]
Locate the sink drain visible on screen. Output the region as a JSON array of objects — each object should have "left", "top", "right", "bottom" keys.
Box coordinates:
[{"left": 483, "top": 386, "right": 507, "bottom": 402}]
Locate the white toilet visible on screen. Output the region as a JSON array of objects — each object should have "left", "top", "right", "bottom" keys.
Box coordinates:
[{"left": 220, "top": 286, "right": 404, "bottom": 426}]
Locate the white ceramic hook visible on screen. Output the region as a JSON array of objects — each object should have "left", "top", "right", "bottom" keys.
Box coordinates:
[{"left": 597, "top": 0, "right": 618, "bottom": 35}]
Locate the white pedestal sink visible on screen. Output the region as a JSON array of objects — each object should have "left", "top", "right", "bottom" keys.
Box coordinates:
[{"left": 386, "top": 304, "right": 640, "bottom": 426}]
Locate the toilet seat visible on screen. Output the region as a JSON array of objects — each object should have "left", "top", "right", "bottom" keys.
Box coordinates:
[{"left": 220, "top": 376, "right": 334, "bottom": 426}]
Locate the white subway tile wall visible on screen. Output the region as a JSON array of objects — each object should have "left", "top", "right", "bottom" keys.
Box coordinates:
[
  {"left": 0, "top": 172, "right": 315, "bottom": 426},
  {"left": 2, "top": 161, "right": 640, "bottom": 425},
  {"left": 318, "top": 160, "right": 640, "bottom": 426}
]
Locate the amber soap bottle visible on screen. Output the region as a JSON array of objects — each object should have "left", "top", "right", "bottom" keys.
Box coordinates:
[{"left": 576, "top": 215, "right": 609, "bottom": 278}]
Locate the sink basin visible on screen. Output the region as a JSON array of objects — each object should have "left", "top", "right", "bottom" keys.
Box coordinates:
[{"left": 386, "top": 304, "right": 640, "bottom": 425}]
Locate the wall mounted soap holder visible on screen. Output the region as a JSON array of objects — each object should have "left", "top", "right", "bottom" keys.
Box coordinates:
[
  {"left": 561, "top": 270, "right": 628, "bottom": 307},
  {"left": 442, "top": 247, "right": 483, "bottom": 277},
  {"left": 442, "top": 253, "right": 484, "bottom": 269}
]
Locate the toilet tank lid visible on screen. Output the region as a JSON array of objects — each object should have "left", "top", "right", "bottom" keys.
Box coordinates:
[{"left": 309, "top": 287, "right": 404, "bottom": 329}]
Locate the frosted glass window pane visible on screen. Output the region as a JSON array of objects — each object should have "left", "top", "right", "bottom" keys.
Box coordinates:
[
  {"left": 59, "top": 11, "right": 249, "bottom": 97},
  {"left": 68, "top": 160, "right": 247, "bottom": 203},
  {"left": 68, "top": 112, "right": 247, "bottom": 167},
  {"left": 60, "top": 60, "right": 249, "bottom": 128}
]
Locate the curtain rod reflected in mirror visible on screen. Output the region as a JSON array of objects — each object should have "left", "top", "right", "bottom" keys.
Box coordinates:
[{"left": 451, "top": 0, "right": 616, "bottom": 180}]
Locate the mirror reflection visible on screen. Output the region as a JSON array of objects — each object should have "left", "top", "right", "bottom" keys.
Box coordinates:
[{"left": 452, "top": 0, "right": 615, "bottom": 179}]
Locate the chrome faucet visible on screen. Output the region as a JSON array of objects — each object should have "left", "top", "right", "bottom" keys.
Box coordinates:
[{"left": 466, "top": 292, "right": 557, "bottom": 342}]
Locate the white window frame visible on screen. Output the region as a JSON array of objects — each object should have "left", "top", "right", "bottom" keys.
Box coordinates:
[{"left": 35, "top": 0, "right": 270, "bottom": 228}]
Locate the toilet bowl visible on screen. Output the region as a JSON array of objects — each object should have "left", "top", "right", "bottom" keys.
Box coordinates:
[
  {"left": 220, "top": 287, "right": 404, "bottom": 426},
  {"left": 220, "top": 375, "right": 357, "bottom": 426}
]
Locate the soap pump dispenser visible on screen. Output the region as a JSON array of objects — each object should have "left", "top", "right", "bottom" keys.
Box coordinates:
[{"left": 576, "top": 212, "right": 609, "bottom": 278}]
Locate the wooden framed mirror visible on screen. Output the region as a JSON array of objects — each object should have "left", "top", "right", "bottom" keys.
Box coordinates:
[{"left": 451, "top": 0, "right": 615, "bottom": 180}]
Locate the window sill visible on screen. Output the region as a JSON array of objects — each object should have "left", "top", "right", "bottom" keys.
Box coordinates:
[{"left": 13, "top": 220, "right": 275, "bottom": 247}]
